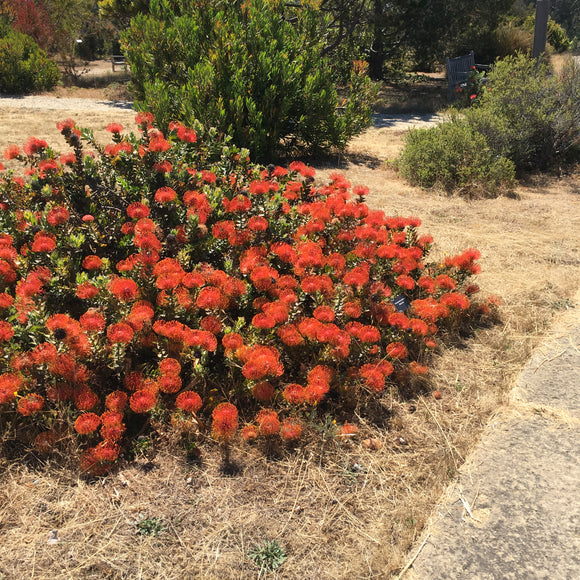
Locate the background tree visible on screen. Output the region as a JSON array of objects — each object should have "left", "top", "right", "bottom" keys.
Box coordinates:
[{"left": 122, "top": 0, "right": 376, "bottom": 160}]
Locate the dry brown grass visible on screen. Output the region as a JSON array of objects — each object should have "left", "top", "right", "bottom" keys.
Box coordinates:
[{"left": 0, "top": 104, "right": 579, "bottom": 579}]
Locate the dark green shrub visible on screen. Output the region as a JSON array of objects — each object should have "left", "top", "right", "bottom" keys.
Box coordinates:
[
  {"left": 397, "top": 118, "right": 515, "bottom": 197},
  {"left": 0, "top": 29, "right": 60, "bottom": 94},
  {"left": 122, "top": 0, "right": 376, "bottom": 161},
  {"left": 467, "top": 53, "right": 580, "bottom": 171}
]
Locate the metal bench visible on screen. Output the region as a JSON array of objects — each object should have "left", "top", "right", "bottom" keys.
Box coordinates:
[
  {"left": 111, "top": 55, "right": 128, "bottom": 72},
  {"left": 445, "top": 51, "right": 488, "bottom": 100}
]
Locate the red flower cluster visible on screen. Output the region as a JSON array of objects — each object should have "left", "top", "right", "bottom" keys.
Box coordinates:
[{"left": 0, "top": 114, "right": 486, "bottom": 466}]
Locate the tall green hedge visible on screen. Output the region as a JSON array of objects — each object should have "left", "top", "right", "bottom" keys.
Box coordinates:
[{"left": 122, "top": 0, "right": 376, "bottom": 160}]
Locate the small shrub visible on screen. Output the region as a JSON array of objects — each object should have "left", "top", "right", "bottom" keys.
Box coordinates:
[
  {"left": 248, "top": 540, "right": 287, "bottom": 572},
  {"left": 467, "top": 53, "right": 580, "bottom": 171},
  {"left": 397, "top": 118, "right": 515, "bottom": 196},
  {"left": 523, "top": 14, "right": 572, "bottom": 53},
  {"left": 136, "top": 516, "right": 166, "bottom": 536},
  {"left": 0, "top": 29, "right": 60, "bottom": 94},
  {"left": 491, "top": 21, "right": 533, "bottom": 58},
  {"left": 0, "top": 115, "right": 486, "bottom": 474}
]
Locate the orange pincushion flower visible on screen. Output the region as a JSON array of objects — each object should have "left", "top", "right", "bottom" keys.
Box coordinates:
[
  {"left": 31, "top": 232, "right": 56, "bottom": 252},
  {"left": 196, "top": 286, "right": 224, "bottom": 309},
  {"left": 247, "top": 216, "right": 269, "bottom": 232},
  {"left": 79, "top": 310, "right": 106, "bottom": 332},
  {"left": 240, "top": 424, "right": 259, "bottom": 442},
  {"left": 252, "top": 381, "right": 275, "bottom": 402},
  {"left": 17, "top": 393, "right": 45, "bottom": 416},
  {"left": 108, "top": 277, "right": 140, "bottom": 302},
  {"left": 158, "top": 374, "right": 182, "bottom": 393},
  {"left": 127, "top": 202, "right": 150, "bottom": 219},
  {"left": 34, "top": 431, "right": 58, "bottom": 453},
  {"left": 0, "top": 293, "right": 14, "bottom": 309},
  {"left": 175, "top": 390, "right": 203, "bottom": 413},
  {"left": 222, "top": 332, "right": 244, "bottom": 350},
  {"left": 256, "top": 409, "right": 281, "bottom": 436},
  {"left": 211, "top": 402, "right": 238, "bottom": 441},
  {"left": 282, "top": 383, "right": 305, "bottom": 404},
  {"left": 124, "top": 371, "right": 145, "bottom": 391},
  {"left": 46, "top": 205, "right": 70, "bottom": 226},
  {"left": 4, "top": 144, "right": 21, "bottom": 160},
  {"left": 107, "top": 322, "right": 134, "bottom": 344},
  {"left": 409, "top": 318, "right": 429, "bottom": 336},
  {"left": 339, "top": 421, "right": 358, "bottom": 437},
  {"left": 80, "top": 447, "right": 109, "bottom": 476},
  {"left": 440, "top": 292, "right": 470, "bottom": 310},
  {"left": 130, "top": 389, "right": 157, "bottom": 413},
  {"left": 200, "top": 315, "right": 223, "bottom": 334},
  {"left": 23, "top": 136, "right": 48, "bottom": 156},
  {"left": 105, "top": 390, "right": 128, "bottom": 411},
  {"left": 101, "top": 423, "right": 126, "bottom": 442},
  {"left": 100, "top": 411, "right": 123, "bottom": 426},
  {"left": 32, "top": 342, "right": 58, "bottom": 364},
  {"left": 276, "top": 324, "right": 303, "bottom": 347},
  {"left": 313, "top": 305, "right": 335, "bottom": 323},
  {"left": 386, "top": 341, "right": 408, "bottom": 359},
  {"left": 409, "top": 361, "right": 429, "bottom": 375},
  {"left": 388, "top": 312, "right": 410, "bottom": 330},
  {"left": 74, "top": 388, "right": 98, "bottom": 411},
  {"left": 106, "top": 122, "right": 124, "bottom": 133},
  {"left": 304, "top": 381, "right": 329, "bottom": 404},
  {"left": 82, "top": 255, "right": 103, "bottom": 270},
  {"left": 159, "top": 357, "right": 181, "bottom": 376},
  {"left": 155, "top": 186, "right": 177, "bottom": 203},
  {"left": 0, "top": 320, "right": 14, "bottom": 341},
  {"left": 76, "top": 282, "right": 99, "bottom": 299},
  {"left": 307, "top": 365, "right": 333, "bottom": 385},
  {"left": 241, "top": 345, "right": 284, "bottom": 380},
  {"left": 74, "top": 412, "right": 101, "bottom": 434},
  {"left": 359, "top": 363, "right": 386, "bottom": 392},
  {"left": 280, "top": 418, "right": 302, "bottom": 441},
  {"left": 94, "top": 441, "right": 120, "bottom": 463}
]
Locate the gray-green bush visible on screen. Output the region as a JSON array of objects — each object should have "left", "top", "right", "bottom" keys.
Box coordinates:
[
  {"left": 467, "top": 53, "right": 580, "bottom": 172},
  {"left": 398, "top": 53, "right": 579, "bottom": 196},
  {"left": 397, "top": 118, "right": 515, "bottom": 197}
]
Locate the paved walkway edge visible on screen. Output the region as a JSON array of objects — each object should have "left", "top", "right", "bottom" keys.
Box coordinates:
[{"left": 404, "top": 296, "right": 580, "bottom": 580}]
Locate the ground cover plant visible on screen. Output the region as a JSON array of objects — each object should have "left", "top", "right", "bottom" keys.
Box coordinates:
[{"left": 0, "top": 113, "right": 488, "bottom": 476}]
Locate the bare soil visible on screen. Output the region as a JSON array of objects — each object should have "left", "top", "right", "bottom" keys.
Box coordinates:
[{"left": 0, "top": 85, "right": 579, "bottom": 579}]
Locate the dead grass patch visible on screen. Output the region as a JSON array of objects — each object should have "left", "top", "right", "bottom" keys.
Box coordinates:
[{"left": 0, "top": 107, "right": 579, "bottom": 579}]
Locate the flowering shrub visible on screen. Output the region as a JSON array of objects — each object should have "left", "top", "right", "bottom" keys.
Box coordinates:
[
  {"left": 454, "top": 66, "right": 487, "bottom": 108},
  {"left": 0, "top": 115, "right": 484, "bottom": 473}
]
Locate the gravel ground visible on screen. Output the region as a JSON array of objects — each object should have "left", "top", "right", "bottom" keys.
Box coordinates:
[
  {"left": 0, "top": 95, "right": 134, "bottom": 112},
  {"left": 1, "top": 95, "right": 442, "bottom": 129}
]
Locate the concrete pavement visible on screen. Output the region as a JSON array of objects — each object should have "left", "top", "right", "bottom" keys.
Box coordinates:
[{"left": 403, "top": 295, "right": 580, "bottom": 580}]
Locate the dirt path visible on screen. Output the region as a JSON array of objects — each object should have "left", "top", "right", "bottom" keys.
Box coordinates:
[
  {"left": 1, "top": 95, "right": 442, "bottom": 126},
  {"left": 0, "top": 95, "right": 133, "bottom": 112}
]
